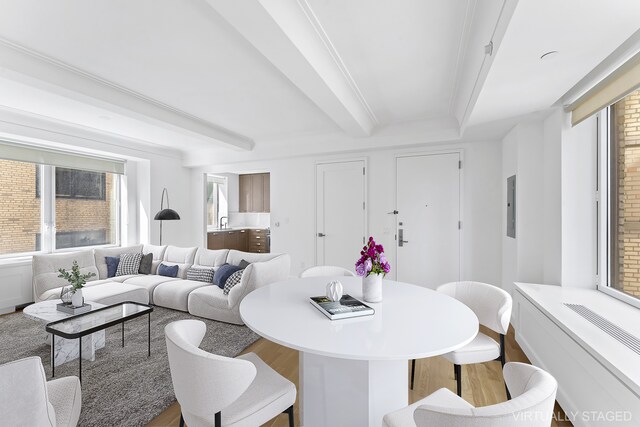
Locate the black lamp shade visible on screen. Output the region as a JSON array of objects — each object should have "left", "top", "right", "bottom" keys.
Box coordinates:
[{"left": 154, "top": 208, "right": 180, "bottom": 221}]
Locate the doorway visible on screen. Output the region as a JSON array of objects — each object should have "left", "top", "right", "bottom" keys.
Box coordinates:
[
  {"left": 315, "top": 160, "right": 366, "bottom": 270},
  {"left": 396, "top": 152, "right": 461, "bottom": 288}
]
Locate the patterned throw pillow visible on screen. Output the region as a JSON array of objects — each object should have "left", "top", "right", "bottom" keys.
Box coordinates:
[
  {"left": 186, "top": 267, "right": 215, "bottom": 283},
  {"left": 115, "top": 253, "right": 143, "bottom": 276},
  {"left": 223, "top": 269, "right": 244, "bottom": 295}
]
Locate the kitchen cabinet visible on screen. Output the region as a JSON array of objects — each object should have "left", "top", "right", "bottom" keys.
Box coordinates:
[
  {"left": 207, "top": 228, "right": 267, "bottom": 253},
  {"left": 239, "top": 173, "right": 270, "bottom": 213}
]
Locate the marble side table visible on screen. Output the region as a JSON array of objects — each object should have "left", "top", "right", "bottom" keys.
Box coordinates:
[{"left": 24, "top": 299, "right": 106, "bottom": 367}]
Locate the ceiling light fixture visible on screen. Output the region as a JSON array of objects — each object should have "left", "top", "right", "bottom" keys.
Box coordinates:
[{"left": 540, "top": 51, "right": 559, "bottom": 60}]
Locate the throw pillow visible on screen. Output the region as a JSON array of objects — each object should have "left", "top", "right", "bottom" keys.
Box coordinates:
[
  {"left": 115, "top": 253, "right": 143, "bottom": 276},
  {"left": 186, "top": 267, "right": 215, "bottom": 283},
  {"left": 158, "top": 263, "right": 179, "bottom": 278},
  {"left": 213, "top": 264, "right": 242, "bottom": 289},
  {"left": 223, "top": 269, "right": 244, "bottom": 295},
  {"left": 105, "top": 256, "right": 120, "bottom": 278},
  {"left": 238, "top": 259, "right": 251, "bottom": 269},
  {"left": 138, "top": 253, "right": 153, "bottom": 275}
]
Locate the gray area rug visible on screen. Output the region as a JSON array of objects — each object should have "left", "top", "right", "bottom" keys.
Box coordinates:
[{"left": 0, "top": 306, "right": 260, "bottom": 427}]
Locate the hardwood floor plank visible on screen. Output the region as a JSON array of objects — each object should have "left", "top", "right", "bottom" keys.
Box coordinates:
[{"left": 149, "top": 326, "right": 571, "bottom": 426}]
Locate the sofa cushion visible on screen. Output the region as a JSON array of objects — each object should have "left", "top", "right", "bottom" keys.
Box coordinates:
[
  {"left": 80, "top": 282, "right": 149, "bottom": 305},
  {"left": 116, "top": 253, "right": 143, "bottom": 276},
  {"left": 162, "top": 246, "right": 198, "bottom": 279},
  {"left": 40, "top": 279, "right": 115, "bottom": 301},
  {"left": 193, "top": 248, "right": 229, "bottom": 269},
  {"left": 94, "top": 245, "right": 143, "bottom": 279},
  {"left": 213, "top": 264, "right": 241, "bottom": 289},
  {"left": 188, "top": 286, "right": 243, "bottom": 325},
  {"left": 32, "top": 250, "right": 99, "bottom": 301},
  {"left": 226, "top": 250, "right": 279, "bottom": 266},
  {"left": 142, "top": 244, "right": 167, "bottom": 274},
  {"left": 153, "top": 280, "right": 210, "bottom": 312},
  {"left": 122, "top": 275, "right": 180, "bottom": 304},
  {"left": 138, "top": 253, "right": 153, "bottom": 275},
  {"left": 106, "top": 274, "right": 139, "bottom": 283},
  {"left": 158, "top": 263, "right": 179, "bottom": 278},
  {"left": 223, "top": 269, "right": 244, "bottom": 295},
  {"left": 105, "top": 256, "right": 120, "bottom": 278},
  {"left": 186, "top": 267, "right": 215, "bottom": 283}
]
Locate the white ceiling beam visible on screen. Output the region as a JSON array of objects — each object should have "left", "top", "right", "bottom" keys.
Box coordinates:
[
  {"left": 0, "top": 38, "right": 254, "bottom": 151},
  {"left": 205, "top": 0, "right": 377, "bottom": 137},
  {"left": 450, "top": 0, "right": 518, "bottom": 132}
]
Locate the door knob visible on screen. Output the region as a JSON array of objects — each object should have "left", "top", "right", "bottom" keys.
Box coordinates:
[{"left": 318, "top": 233, "right": 326, "bottom": 237}]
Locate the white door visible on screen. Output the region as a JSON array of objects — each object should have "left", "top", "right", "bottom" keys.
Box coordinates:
[
  {"left": 396, "top": 153, "right": 460, "bottom": 288},
  {"left": 316, "top": 161, "right": 366, "bottom": 270}
]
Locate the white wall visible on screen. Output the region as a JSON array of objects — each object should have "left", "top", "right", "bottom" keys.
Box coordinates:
[{"left": 191, "top": 140, "right": 503, "bottom": 282}]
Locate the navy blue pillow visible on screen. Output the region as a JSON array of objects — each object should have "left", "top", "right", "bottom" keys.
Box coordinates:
[
  {"left": 105, "top": 256, "right": 120, "bottom": 278},
  {"left": 158, "top": 263, "right": 179, "bottom": 278},
  {"left": 213, "top": 264, "right": 242, "bottom": 289}
]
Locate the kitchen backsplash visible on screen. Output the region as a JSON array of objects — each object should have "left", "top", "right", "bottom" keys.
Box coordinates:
[{"left": 228, "top": 212, "right": 270, "bottom": 228}]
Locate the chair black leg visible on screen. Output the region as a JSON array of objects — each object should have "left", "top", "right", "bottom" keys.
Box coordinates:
[
  {"left": 283, "top": 405, "right": 294, "bottom": 427},
  {"left": 179, "top": 413, "right": 184, "bottom": 427},
  {"left": 454, "top": 364, "right": 462, "bottom": 397},
  {"left": 215, "top": 411, "right": 221, "bottom": 427},
  {"left": 499, "top": 333, "right": 512, "bottom": 400},
  {"left": 410, "top": 359, "right": 416, "bottom": 389}
]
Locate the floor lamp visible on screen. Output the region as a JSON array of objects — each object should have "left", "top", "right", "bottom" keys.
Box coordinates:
[{"left": 154, "top": 187, "right": 180, "bottom": 245}]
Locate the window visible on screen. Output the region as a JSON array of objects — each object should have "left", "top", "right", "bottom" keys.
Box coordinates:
[
  {"left": 206, "top": 175, "right": 227, "bottom": 229},
  {"left": 0, "top": 147, "right": 123, "bottom": 257},
  {"left": 0, "top": 159, "right": 42, "bottom": 256},
  {"left": 604, "top": 88, "right": 640, "bottom": 300}
]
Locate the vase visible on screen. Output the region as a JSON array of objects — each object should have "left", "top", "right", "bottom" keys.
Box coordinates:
[
  {"left": 362, "top": 273, "right": 383, "bottom": 302},
  {"left": 326, "top": 280, "right": 343, "bottom": 302},
  {"left": 71, "top": 289, "right": 83, "bottom": 307}
]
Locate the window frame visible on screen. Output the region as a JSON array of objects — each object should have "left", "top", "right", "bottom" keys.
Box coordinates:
[
  {"left": 0, "top": 163, "right": 122, "bottom": 260},
  {"left": 598, "top": 105, "right": 640, "bottom": 310}
]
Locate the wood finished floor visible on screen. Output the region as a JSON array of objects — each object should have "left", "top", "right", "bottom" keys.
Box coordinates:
[{"left": 149, "top": 326, "right": 572, "bottom": 427}]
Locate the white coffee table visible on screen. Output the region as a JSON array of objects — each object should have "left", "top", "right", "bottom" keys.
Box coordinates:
[
  {"left": 24, "top": 299, "right": 106, "bottom": 367},
  {"left": 240, "top": 277, "right": 479, "bottom": 427}
]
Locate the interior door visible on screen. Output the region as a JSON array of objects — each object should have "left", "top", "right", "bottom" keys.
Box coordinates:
[
  {"left": 396, "top": 153, "right": 460, "bottom": 288},
  {"left": 316, "top": 161, "right": 366, "bottom": 270}
]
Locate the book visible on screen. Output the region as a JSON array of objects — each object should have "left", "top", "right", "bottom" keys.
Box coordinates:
[
  {"left": 309, "top": 294, "right": 374, "bottom": 320},
  {"left": 56, "top": 303, "right": 92, "bottom": 315}
]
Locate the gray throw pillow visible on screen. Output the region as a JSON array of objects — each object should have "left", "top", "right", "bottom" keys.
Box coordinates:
[
  {"left": 223, "top": 269, "right": 244, "bottom": 295},
  {"left": 138, "top": 253, "right": 153, "bottom": 275},
  {"left": 116, "top": 253, "right": 143, "bottom": 276},
  {"left": 238, "top": 259, "right": 251, "bottom": 269}
]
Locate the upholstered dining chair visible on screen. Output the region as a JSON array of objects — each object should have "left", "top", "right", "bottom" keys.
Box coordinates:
[
  {"left": 300, "top": 265, "right": 356, "bottom": 278},
  {"left": 165, "top": 319, "right": 296, "bottom": 427},
  {"left": 384, "top": 362, "right": 557, "bottom": 427},
  {"left": 0, "top": 356, "right": 82, "bottom": 427},
  {"left": 410, "top": 281, "right": 513, "bottom": 399}
]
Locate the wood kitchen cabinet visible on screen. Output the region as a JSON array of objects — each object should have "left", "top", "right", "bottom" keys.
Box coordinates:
[
  {"left": 239, "top": 173, "right": 270, "bottom": 213},
  {"left": 208, "top": 228, "right": 269, "bottom": 253}
]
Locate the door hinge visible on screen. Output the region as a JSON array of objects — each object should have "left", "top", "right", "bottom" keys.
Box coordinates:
[
  {"left": 363, "top": 201, "right": 365, "bottom": 210},
  {"left": 458, "top": 160, "right": 462, "bottom": 169},
  {"left": 363, "top": 236, "right": 365, "bottom": 244},
  {"left": 458, "top": 221, "right": 462, "bottom": 230},
  {"left": 363, "top": 167, "right": 365, "bottom": 175}
]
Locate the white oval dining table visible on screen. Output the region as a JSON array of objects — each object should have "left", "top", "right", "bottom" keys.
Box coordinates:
[{"left": 240, "top": 276, "right": 479, "bottom": 427}]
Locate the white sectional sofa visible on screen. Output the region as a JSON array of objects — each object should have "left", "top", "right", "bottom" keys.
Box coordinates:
[{"left": 32, "top": 244, "right": 290, "bottom": 325}]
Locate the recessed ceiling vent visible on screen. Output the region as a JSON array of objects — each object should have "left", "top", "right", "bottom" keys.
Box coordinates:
[{"left": 564, "top": 303, "right": 640, "bottom": 355}]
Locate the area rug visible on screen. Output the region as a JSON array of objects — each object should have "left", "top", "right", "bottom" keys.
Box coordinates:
[{"left": 0, "top": 306, "right": 260, "bottom": 427}]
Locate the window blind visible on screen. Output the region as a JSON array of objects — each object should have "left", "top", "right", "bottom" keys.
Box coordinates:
[
  {"left": 0, "top": 141, "right": 125, "bottom": 174},
  {"left": 570, "top": 53, "right": 640, "bottom": 126}
]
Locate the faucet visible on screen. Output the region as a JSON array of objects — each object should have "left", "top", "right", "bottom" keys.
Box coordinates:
[{"left": 219, "top": 216, "right": 228, "bottom": 229}]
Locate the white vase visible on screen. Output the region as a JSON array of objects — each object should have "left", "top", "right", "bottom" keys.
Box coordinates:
[
  {"left": 71, "top": 288, "right": 83, "bottom": 307},
  {"left": 326, "top": 280, "right": 343, "bottom": 302},
  {"left": 362, "top": 273, "right": 383, "bottom": 302}
]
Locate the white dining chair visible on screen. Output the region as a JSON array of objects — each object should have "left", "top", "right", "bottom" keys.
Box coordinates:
[
  {"left": 165, "top": 319, "right": 296, "bottom": 427},
  {"left": 410, "top": 281, "right": 512, "bottom": 399},
  {"left": 0, "top": 356, "right": 82, "bottom": 427},
  {"left": 385, "top": 362, "right": 557, "bottom": 427},
  {"left": 300, "top": 265, "right": 356, "bottom": 278}
]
